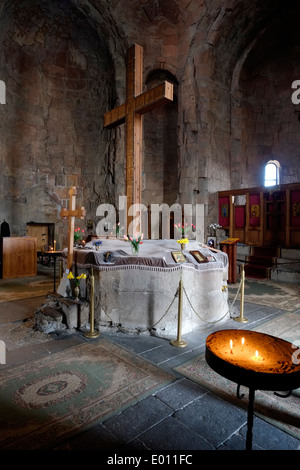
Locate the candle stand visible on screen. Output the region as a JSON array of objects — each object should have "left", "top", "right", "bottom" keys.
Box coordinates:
[
  {"left": 205, "top": 329, "right": 300, "bottom": 450},
  {"left": 43, "top": 250, "right": 62, "bottom": 292}
]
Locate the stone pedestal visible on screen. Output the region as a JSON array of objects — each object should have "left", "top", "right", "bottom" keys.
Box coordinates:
[{"left": 34, "top": 293, "right": 89, "bottom": 333}]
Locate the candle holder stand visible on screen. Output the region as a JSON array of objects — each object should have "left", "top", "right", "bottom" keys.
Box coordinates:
[{"left": 206, "top": 329, "right": 300, "bottom": 450}]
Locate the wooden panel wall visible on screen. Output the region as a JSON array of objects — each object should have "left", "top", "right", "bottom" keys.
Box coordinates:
[
  {"left": 218, "top": 183, "right": 300, "bottom": 248},
  {"left": 1, "top": 237, "right": 37, "bottom": 278}
]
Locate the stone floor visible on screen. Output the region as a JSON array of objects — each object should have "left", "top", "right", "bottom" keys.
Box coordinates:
[{"left": 0, "top": 264, "right": 299, "bottom": 456}]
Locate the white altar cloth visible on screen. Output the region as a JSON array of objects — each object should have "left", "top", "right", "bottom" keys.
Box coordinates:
[{"left": 61, "top": 239, "right": 229, "bottom": 338}]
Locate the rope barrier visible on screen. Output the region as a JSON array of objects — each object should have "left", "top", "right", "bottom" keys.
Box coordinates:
[{"left": 89, "top": 267, "right": 245, "bottom": 344}]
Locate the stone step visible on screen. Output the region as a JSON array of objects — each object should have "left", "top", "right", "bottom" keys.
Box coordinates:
[
  {"left": 251, "top": 246, "right": 278, "bottom": 257},
  {"left": 237, "top": 245, "right": 300, "bottom": 283},
  {"left": 246, "top": 255, "right": 276, "bottom": 267},
  {"left": 270, "top": 267, "right": 300, "bottom": 283},
  {"left": 244, "top": 264, "right": 271, "bottom": 279}
]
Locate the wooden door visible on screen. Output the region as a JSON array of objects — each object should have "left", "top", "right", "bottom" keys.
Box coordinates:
[{"left": 26, "top": 224, "right": 49, "bottom": 251}]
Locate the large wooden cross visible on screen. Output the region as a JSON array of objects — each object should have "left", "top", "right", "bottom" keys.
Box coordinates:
[
  {"left": 60, "top": 186, "right": 86, "bottom": 271},
  {"left": 103, "top": 43, "right": 173, "bottom": 230}
]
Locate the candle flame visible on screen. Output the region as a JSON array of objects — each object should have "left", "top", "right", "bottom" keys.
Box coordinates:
[
  {"left": 230, "top": 339, "right": 233, "bottom": 353},
  {"left": 255, "top": 350, "right": 258, "bottom": 358},
  {"left": 242, "top": 337, "right": 244, "bottom": 346}
]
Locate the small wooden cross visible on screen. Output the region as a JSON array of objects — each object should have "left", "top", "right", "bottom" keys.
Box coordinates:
[
  {"left": 103, "top": 43, "right": 173, "bottom": 230},
  {"left": 60, "top": 186, "right": 86, "bottom": 271}
]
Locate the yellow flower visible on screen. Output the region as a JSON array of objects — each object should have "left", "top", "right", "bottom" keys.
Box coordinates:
[
  {"left": 67, "top": 272, "right": 86, "bottom": 286},
  {"left": 177, "top": 238, "right": 189, "bottom": 244}
]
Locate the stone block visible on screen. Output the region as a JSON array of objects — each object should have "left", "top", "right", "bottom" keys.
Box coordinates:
[
  {"left": 60, "top": 299, "right": 89, "bottom": 329},
  {"left": 35, "top": 305, "right": 66, "bottom": 334}
]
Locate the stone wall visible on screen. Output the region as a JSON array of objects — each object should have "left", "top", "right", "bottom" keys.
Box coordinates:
[
  {"left": 230, "top": 15, "right": 300, "bottom": 189},
  {"left": 0, "top": 0, "right": 300, "bottom": 246},
  {"left": 0, "top": 1, "right": 117, "bottom": 247}
]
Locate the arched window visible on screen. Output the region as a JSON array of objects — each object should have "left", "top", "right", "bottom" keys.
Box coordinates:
[{"left": 264, "top": 160, "right": 280, "bottom": 187}]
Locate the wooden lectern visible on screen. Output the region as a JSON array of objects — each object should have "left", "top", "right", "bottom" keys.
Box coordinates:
[{"left": 220, "top": 238, "right": 239, "bottom": 284}]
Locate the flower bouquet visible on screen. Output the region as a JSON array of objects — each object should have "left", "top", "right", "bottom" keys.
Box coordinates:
[
  {"left": 124, "top": 233, "right": 144, "bottom": 256},
  {"left": 74, "top": 227, "right": 85, "bottom": 245},
  {"left": 67, "top": 272, "right": 87, "bottom": 301},
  {"left": 110, "top": 222, "right": 124, "bottom": 238},
  {"left": 93, "top": 240, "right": 102, "bottom": 250},
  {"left": 208, "top": 223, "right": 222, "bottom": 236},
  {"left": 174, "top": 222, "right": 195, "bottom": 239},
  {"left": 177, "top": 238, "right": 189, "bottom": 251}
]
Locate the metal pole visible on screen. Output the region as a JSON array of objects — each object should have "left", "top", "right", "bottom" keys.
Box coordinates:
[
  {"left": 234, "top": 264, "right": 248, "bottom": 323},
  {"left": 84, "top": 268, "right": 100, "bottom": 338},
  {"left": 246, "top": 387, "right": 255, "bottom": 451},
  {"left": 170, "top": 276, "right": 187, "bottom": 348}
]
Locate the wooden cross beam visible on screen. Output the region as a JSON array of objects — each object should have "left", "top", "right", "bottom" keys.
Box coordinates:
[
  {"left": 103, "top": 44, "right": 173, "bottom": 231},
  {"left": 60, "top": 186, "right": 86, "bottom": 271}
]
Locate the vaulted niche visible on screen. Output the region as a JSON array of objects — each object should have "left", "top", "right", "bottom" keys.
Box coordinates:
[{"left": 142, "top": 70, "right": 179, "bottom": 207}]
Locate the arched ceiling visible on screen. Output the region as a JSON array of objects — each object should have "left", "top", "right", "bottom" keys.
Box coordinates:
[{"left": 1, "top": 0, "right": 300, "bottom": 83}]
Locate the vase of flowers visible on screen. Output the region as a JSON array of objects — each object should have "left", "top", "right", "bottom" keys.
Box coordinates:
[
  {"left": 110, "top": 222, "right": 124, "bottom": 239},
  {"left": 93, "top": 240, "right": 102, "bottom": 251},
  {"left": 74, "top": 286, "right": 80, "bottom": 301},
  {"left": 208, "top": 223, "right": 222, "bottom": 237},
  {"left": 177, "top": 238, "right": 189, "bottom": 251},
  {"left": 74, "top": 227, "right": 85, "bottom": 245},
  {"left": 174, "top": 222, "right": 195, "bottom": 239},
  {"left": 124, "top": 233, "right": 143, "bottom": 256},
  {"left": 67, "top": 272, "right": 87, "bottom": 301}
]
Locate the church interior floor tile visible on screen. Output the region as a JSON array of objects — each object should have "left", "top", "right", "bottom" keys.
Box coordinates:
[{"left": 0, "top": 267, "right": 299, "bottom": 452}]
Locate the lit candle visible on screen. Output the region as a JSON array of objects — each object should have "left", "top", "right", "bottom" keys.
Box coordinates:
[
  {"left": 230, "top": 339, "right": 233, "bottom": 354},
  {"left": 253, "top": 350, "right": 261, "bottom": 361},
  {"left": 241, "top": 337, "right": 244, "bottom": 350}
]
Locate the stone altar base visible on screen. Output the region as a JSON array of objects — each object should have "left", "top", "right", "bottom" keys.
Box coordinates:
[
  {"left": 93, "top": 266, "right": 229, "bottom": 337},
  {"left": 56, "top": 239, "right": 229, "bottom": 339}
]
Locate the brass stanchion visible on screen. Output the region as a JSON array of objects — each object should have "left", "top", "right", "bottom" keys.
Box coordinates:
[
  {"left": 170, "top": 277, "right": 187, "bottom": 348},
  {"left": 84, "top": 268, "right": 100, "bottom": 338},
  {"left": 233, "top": 264, "right": 248, "bottom": 323},
  {"left": 59, "top": 260, "right": 63, "bottom": 283}
]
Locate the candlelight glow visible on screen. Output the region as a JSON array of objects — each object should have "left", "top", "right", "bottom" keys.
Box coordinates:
[{"left": 206, "top": 329, "right": 300, "bottom": 376}]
